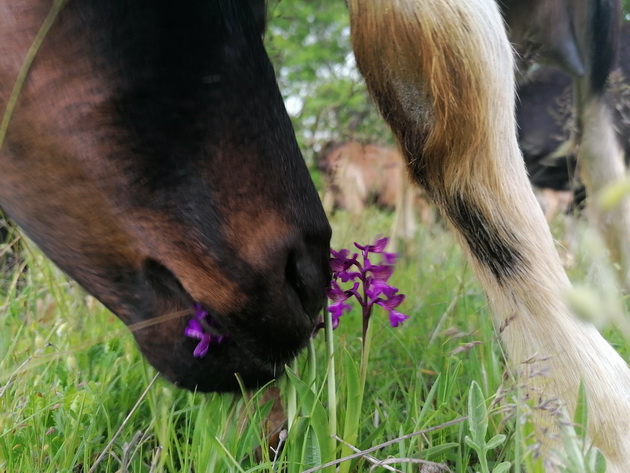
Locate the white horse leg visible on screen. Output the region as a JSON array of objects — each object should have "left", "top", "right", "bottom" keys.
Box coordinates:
[{"left": 349, "top": 0, "right": 630, "bottom": 468}]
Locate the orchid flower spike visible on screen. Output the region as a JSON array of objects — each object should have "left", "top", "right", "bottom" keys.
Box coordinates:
[{"left": 326, "top": 236, "right": 409, "bottom": 330}]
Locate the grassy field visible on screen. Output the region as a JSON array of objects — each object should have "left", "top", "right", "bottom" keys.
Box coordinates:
[{"left": 1, "top": 208, "right": 628, "bottom": 472}]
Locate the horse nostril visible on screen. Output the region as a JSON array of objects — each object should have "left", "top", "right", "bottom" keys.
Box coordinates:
[
  {"left": 284, "top": 245, "right": 328, "bottom": 317},
  {"left": 285, "top": 250, "right": 306, "bottom": 306}
]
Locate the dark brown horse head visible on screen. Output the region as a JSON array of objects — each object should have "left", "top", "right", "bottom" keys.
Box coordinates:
[{"left": 0, "top": 0, "right": 331, "bottom": 391}]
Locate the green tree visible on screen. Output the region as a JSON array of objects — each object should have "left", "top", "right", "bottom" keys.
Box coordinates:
[{"left": 265, "top": 1, "right": 393, "bottom": 166}]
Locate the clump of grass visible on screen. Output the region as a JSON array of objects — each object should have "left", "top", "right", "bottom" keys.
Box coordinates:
[{"left": 1, "top": 207, "right": 628, "bottom": 472}]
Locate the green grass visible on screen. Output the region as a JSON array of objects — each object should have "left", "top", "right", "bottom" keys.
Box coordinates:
[{"left": 1, "top": 208, "right": 627, "bottom": 472}]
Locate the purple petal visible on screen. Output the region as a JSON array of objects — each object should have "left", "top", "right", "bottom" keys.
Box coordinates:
[
  {"left": 389, "top": 310, "right": 409, "bottom": 328},
  {"left": 330, "top": 248, "right": 350, "bottom": 260},
  {"left": 338, "top": 270, "right": 361, "bottom": 282},
  {"left": 371, "top": 237, "right": 389, "bottom": 253},
  {"left": 354, "top": 242, "right": 368, "bottom": 252},
  {"left": 330, "top": 260, "right": 344, "bottom": 272},
  {"left": 328, "top": 300, "right": 352, "bottom": 319},
  {"left": 330, "top": 257, "right": 349, "bottom": 272},
  {"left": 377, "top": 293, "right": 405, "bottom": 310},
  {"left": 193, "top": 334, "right": 211, "bottom": 357},
  {"left": 382, "top": 251, "right": 398, "bottom": 265},
  {"left": 355, "top": 237, "right": 388, "bottom": 252},
  {"left": 329, "top": 301, "right": 351, "bottom": 329},
  {"left": 193, "top": 303, "right": 208, "bottom": 320},
  {"left": 185, "top": 304, "right": 228, "bottom": 357},
  {"left": 326, "top": 281, "right": 351, "bottom": 302},
  {"left": 365, "top": 264, "right": 393, "bottom": 281},
  {"left": 327, "top": 281, "right": 361, "bottom": 306},
  {"left": 330, "top": 249, "right": 359, "bottom": 272},
  {"left": 366, "top": 279, "right": 398, "bottom": 300},
  {"left": 344, "top": 281, "right": 361, "bottom": 299},
  {"left": 184, "top": 318, "right": 205, "bottom": 339}
]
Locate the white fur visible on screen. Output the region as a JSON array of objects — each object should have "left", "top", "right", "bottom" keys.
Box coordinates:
[{"left": 349, "top": 0, "right": 630, "bottom": 469}]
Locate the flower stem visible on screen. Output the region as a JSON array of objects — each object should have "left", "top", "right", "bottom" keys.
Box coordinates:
[
  {"left": 338, "top": 315, "right": 372, "bottom": 473},
  {"left": 361, "top": 274, "right": 370, "bottom": 348},
  {"left": 286, "top": 358, "right": 297, "bottom": 433},
  {"left": 324, "top": 308, "right": 337, "bottom": 455},
  {"left": 360, "top": 318, "right": 373, "bottom": 396},
  {"left": 307, "top": 338, "right": 317, "bottom": 392}
]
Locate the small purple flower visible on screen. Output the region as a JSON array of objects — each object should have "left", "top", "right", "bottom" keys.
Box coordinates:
[
  {"left": 354, "top": 237, "right": 389, "bottom": 254},
  {"left": 328, "top": 301, "right": 352, "bottom": 329},
  {"left": 377, "top": 292, "right": 405, "bottom": 310},
  {"left": 388, "top": 310, "right": 409, "bottom": 328},
  {"left": 338, "top": 270, "right": 361, "bottom": 283},
  {"left": 330, "top": 248, "right": 358, "bottom": 272},
  {"left": 326, "top": 281, "right": 360, "bottom": 302},
  {"left": 184, "top": 318, "right": 212, "bottom": 358},
  {"left": 184, "top": 303, "right": 225, "bottom": 358},
  {"left": 326, "top": 236, "right": 409, "bottom": 336},
  {"left": 193, "top": 302, "right": 207, "bottom": 319},
  {"left": 364, "top": 261, "right": 393, "bottom": 282},
  {"left": 381, "top": 252, "right": 398, "bottom": 265},
  {"left": 355, "top": 237, "right": 398, "bottom": 266},
  {"left": 326, "top": 281, "right": 359, "bottom": 329},
  {"left": 366, "top": 279, "right": 398, "bottom": 302},
  {"left": 330, "top": 248, "right": 361, "bottom": 282},
  {"left": 375, "top": 292, "right": 408, "bottom": 327}
]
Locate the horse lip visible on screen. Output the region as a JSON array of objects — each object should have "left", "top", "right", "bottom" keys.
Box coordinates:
[
  {"left": 134, "top": 256, "right": 322, "bottom": 391},
  {"left": 199, "top": 314, "right": 225, "bottom": 338}
]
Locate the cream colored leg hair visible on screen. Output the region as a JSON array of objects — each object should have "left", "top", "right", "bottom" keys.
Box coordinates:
[
  {"left": 348, "top": 0, "right": 630, "bottom": 469},
  {"left": 578, "top": 99, "right": 630, "bottom": 289}
]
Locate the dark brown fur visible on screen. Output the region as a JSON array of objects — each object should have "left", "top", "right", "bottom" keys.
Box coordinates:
[{"left": 0, "top": 0, "right": 331, "bottom": 392}]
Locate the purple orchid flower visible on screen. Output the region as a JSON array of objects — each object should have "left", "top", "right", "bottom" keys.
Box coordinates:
[
  {"left": 326, "top": 236, "right": 409, "bottom": 339},
  {"left": 375, "top": 292, "right": 408, "bottom": 327},
  {"left": 184, "top": 303, "right": 226, "bottom": 358},
  {"left": 326, "top": 281, "right": 360, "bottom": 329},
  {"left": 330, "top": 248, "right": 361, "bottom": 282},
  {"left": 354, "top": 237, "right": 389, "bottom": 254}
]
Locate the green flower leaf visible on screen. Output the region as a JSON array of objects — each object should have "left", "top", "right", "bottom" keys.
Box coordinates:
[
  {"left": 492, "top": 461, "right": 511, "bottom": 473},
  {"left": 467, "top": 380, "right": 488, "bottom": 443},
  {"left": 485, "top": 434, "right": 507, "bottom": 451}
]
